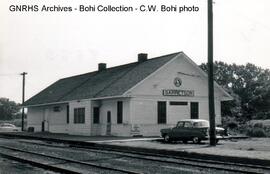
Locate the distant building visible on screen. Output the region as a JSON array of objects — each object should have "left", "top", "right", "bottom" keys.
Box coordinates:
[{"left": 24, "top": 52, "right": 232, "bottom": 136}]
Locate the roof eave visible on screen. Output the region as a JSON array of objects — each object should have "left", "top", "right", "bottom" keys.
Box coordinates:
[
  {"left": 180, "top": 52, "right": 234, "bottom": 100},
  {"left": 22, "top": 101, "right": 69, "bottom": 108},
  {"left": 23, "top": 95, "right": 128, "bottom": 107}
]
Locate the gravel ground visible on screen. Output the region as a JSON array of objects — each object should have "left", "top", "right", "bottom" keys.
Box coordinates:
[
  {"left": 99, "top": 138, "right": 270, "bottom": 160},
  {"left": 0, "top": 156, "right": 58, "bottom": 174},
  {"left": 0, "top": 138, "right": 246, "bottom": 174}
]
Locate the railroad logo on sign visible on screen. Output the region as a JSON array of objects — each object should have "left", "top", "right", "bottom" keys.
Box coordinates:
[{"left": 174, "top": 77, "right": 182, "bottom": 87}]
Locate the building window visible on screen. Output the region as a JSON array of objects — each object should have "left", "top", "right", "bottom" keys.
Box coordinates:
[
  {"left": 93, "top": 107, "right": 100, "bottom": 124},
  {"left": 117, "top": 101, "right": 123, "bottom": 124},
  {"left": 66, "top": 105, "right": 69, "bottom": 124},
  {"left": 158, "top": 101, "right": 166, "bottom": 124},
  {"left": 74, "top": 108, "right": 85, "bottom": 124},
  {"left": 190, "top": 102, "right": 199, "bottom": 119},
  {"left": 169, "top": 101, "right": 188, "bottom": 105}
]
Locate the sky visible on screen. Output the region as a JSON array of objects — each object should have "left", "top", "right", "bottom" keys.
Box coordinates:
[{"left": 0, "top": 0, "right": 270, "bottom": 103}]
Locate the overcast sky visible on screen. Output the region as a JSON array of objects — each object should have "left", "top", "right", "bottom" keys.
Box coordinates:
[{"left": 0, "top": 0, "right": 269, "bottom": 103}]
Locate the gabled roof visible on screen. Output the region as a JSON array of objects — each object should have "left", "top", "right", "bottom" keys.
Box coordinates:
[{"left": 24, "top": 52, "right": 179, "bottom": 106}]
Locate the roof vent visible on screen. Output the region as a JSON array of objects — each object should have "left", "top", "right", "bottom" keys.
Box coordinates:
[
  {"left": 138, "top": 53, "right": 148, "bottom": 63},
  {"left": 98, "top": 63, "right": 106, "bottom": 71}
]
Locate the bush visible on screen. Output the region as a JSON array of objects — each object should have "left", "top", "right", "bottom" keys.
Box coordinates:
[
  {"left": 246, "top": 127, "right": 267, "bottom": 137},
  {"left": 227, "top": 121, "right": 238, "bottom": 129},
  {"left": 253, "top": 112, "right": 270, "bottom": 120},
  {"left": 237, "top": 123, "right": 251, "bottom": 134},
  {"left": 253, "top": 122, "right": 263, "bottom": 128}
]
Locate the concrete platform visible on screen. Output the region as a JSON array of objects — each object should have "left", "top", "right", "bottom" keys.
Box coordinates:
[{"left": 0, "top": 132, "right": 160, "bottom": 142}]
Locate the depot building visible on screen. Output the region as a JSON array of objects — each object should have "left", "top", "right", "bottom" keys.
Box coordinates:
[{"left": 24, "top": 52, "right": 232, "bottom": 136}]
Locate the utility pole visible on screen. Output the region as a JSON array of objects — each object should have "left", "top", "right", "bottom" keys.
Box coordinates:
[
  {"left": 21, "top": 72, "right": 27, "bottom": 131},
  {"left": 208, "top": 0, "right": 216, "bottom": 146}
]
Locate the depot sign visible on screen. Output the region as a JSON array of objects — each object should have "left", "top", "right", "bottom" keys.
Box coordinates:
[{"left": 162, "top": 89, "right": 195, "bottom": 97}]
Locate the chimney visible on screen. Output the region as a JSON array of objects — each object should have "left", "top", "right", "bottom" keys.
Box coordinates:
[
  {"left": 138, "top": 53, "right": 148, "bottom": 63},
  {"left": 98, "top": 63, "right": 106, "bottom": 71}
]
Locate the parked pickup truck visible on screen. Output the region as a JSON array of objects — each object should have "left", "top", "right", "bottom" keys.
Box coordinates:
[{"left": 160, "top": 119, "right": 225, "bottom": 143}]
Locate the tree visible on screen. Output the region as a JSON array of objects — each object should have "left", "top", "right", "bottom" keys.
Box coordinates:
[
  {"left": 0, "top": 98, "right": 20, "bottom": 120},
  {"left": 200, "top": 62, "right": 270, "bottom": 122}
]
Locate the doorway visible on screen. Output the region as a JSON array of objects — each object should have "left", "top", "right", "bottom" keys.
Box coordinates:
[
  {"left": 42, "top": 108, "right": 49, "bottom": 132},
  {"left": 157, "top": 101, "right": 166, "bottom": 124}
]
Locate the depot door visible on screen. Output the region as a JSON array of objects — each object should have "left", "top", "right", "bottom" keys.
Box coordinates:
[
  {"left": 106, "top": 111, "right": 111, "bottom": 135},
  {"left": 42, "top": 108, "right": 49, "bottom": 131}
]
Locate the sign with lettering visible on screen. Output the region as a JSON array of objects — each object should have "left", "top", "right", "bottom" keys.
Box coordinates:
[
  {"left": 162, "top": 89, "right": 195, "bottom": 97},
  {"left": 130, "top": 124, "right": 141, "bottom": 135}
]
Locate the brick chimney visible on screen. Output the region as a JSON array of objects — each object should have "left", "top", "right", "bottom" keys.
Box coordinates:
[
  {"left": 98, "top": 63, "right": 106, "bottom": 71},
  {"left": 138, "top": 53, "right": 148, "bottom": 63}
]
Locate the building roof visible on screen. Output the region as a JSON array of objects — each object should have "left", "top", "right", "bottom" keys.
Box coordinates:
[{"left": 24, "top": 52, "right": 179, "bottom": 106}]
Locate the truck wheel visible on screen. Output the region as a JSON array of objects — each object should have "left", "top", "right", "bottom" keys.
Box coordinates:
[
  {"left": 164, "top": 134, "right": 171, "bottom": 143},
  {"left": 192, "top": 137, "right": 201, "bottom": 144}
]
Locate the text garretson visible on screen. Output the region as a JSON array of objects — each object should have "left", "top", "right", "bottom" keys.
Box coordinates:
[{"left": 79, "top": 5, "right": 133, "bottom": 12}]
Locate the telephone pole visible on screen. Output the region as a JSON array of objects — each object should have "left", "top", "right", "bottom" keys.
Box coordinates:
[
  {"left": 208, "top": 0, "right": 216, "bottom": 145},
  {"left": 21, "top": 72, "right": 27, "bottom": 131}
]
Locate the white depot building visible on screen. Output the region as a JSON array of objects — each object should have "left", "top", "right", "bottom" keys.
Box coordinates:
[{"left": 24, "top": 52, "right": 232, "bottom": 136}]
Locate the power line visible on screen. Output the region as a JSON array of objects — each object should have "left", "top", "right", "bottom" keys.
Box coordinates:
[
  {"left": 0, "top": 73, "right": 20, "bottom": 76},
  {"left": 177, "top": 71, "right": 201, "bottom": 78}
]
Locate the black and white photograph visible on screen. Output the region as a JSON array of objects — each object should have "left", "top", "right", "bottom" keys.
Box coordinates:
[{"left": 0, "top": 0, "right": 270, "bottom": 173}]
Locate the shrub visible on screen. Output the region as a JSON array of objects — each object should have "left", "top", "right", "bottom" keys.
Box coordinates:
[
  {"left": 227, "top": 121, "right": 238, "bottom": 129},
  {"left": 246, "top": 127, "right": 267, "bottom": 137},
  {"left": 253, "top": 112, "right": 270, "bottom": 120},
  {"left": 253, "top": 122, "right": 263, "bottom": 128}
]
